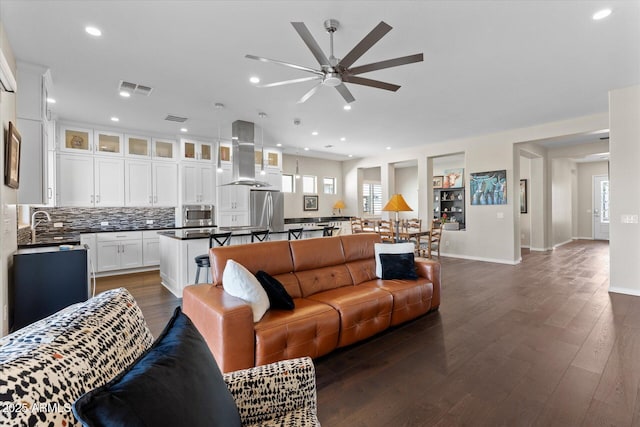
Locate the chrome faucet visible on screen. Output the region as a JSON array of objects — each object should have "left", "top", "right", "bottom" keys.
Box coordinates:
[{"left": 31, "top": 211, "right": 52, "bottom": 243}]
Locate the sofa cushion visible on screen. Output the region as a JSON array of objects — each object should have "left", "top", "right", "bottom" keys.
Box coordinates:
[
  {"left": 361, "top": 278, "right": 434, "bottom": 326},
  {"left": 211, "top": 241, "right": 301, "bottom": 298},
  {"left": 295, "top": 264, "right": 354, "bottom": 297},
  {"left": 379, "top": 253, "right": 419, "bottom": 280},
  {"left": 223, "top": 260, "right": 270, "bottom": 322},
  {"left": 290, "top": 236, "right": 345, "bottom": 271},
  {"left": 254, "top": 298, "right": 340, "bottom": 366},
  {"left": 374, "top": 242, "right": 415, "bottom": 278},
  {"left": 73, "top": 307, "right": 241, "bottom": 427},
  {"left": 340, "top": 233, "right": 381, "bottom": 262},
  {"left": 307, "top": 286, "right": 393, "bottom": 347},
  {"left": 0, "top": 288, "right": 153, "bottom": 427},
  {"left": 256, "top": 270, "right": 295, "bottom": 310}
]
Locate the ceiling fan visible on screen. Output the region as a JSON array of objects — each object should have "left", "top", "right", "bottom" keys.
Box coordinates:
[{"left": 246, "top": 19, "right": 424, "bottom": 104}]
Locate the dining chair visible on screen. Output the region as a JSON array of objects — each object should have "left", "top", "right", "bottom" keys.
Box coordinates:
[
  {"left": 350, "top": 217, "right": 363, "bottom": 234},
  {"left": 288, "top": 227, "right": 304, "bottom": 240},
  {"left": 251, "top": 229, "right": 270, "bottom": 242},
  {"left": 194, "top": 231, "right": 233, "bottom": 283},
  {"left": 423, "top": 219, "right": 442, "bottom": 259},
  {"left": 377, "top": 219, "right": 395, "bottom": 243},
  {"left": 401, "top": 218, "right": 422, "bottom": 253}
]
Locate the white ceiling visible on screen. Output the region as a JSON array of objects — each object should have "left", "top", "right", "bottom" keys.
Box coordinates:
[{"left": 2, "top": 1, "right": 639, "bottom": 160}]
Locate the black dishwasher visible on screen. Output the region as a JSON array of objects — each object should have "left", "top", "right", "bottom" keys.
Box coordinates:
[{"left": 11, "top": 245, "right": 89, "bottom": 331}]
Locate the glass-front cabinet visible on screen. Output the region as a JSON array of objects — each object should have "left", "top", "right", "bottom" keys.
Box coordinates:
[
  {"left": 125, "top": 134, "right": 151, "bottom": 157},
  {"left": 152, "top": 138, "right": 176, "bottom": 160},
  {"left": 60, "top": 126, "right": 93, "bottom": 154},
  {"left": 181, "top": 138, "right": 213, "bottom": 162},
  {"left": 94, "top": 130, "right": 123, "bottom": 156}
]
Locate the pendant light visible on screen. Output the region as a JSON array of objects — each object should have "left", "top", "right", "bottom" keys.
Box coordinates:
[
  {"left": 215, "top": 103, "right": 224, "bottom": 173},
  {"left": 258, "top": 112, "right": 267, "bottom": 176},
  {"left": 294, "top": 118, "right": 301, "bottom": 179}
]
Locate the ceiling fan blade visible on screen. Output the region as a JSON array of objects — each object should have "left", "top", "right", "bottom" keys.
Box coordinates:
[
  {"left": 335, "top": 83, "right": 355, "bottom": 103},
  {"left": 342, "top": 75, "right": 400, "bottom": 92},
  {"left": 291, "top": 22, "right": 331, "bottom": 67},
  {"left": 348, "top": 53, "right": 424, "bottom": 75},
  {"left": 339, "top": 21, "right": 392, "bottom": 69},
  {"left": 245, "top": 54, "right": 324, "bottom": 76},
  {"left": 259, "top": 76, "right": 322, "bottom": 88},
  {"left": 297, "top": 82, "right": 323, "bottom": 104}
]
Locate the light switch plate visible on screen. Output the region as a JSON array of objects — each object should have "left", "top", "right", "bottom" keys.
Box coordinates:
[
  {"left": 497, "top": 212, "right": 504, "bottom": 219},
  {"left": 146, "top": 220, "right": 154, "bottom": 224},
  {"left": 53, "top": 222, "right": 64, "bottom": 228},
  {"left": 621, "top": 214, "right": 639, "bottom": 224},
  {"left": 100, "top": 221, "right": 109, "bottom": 226}
]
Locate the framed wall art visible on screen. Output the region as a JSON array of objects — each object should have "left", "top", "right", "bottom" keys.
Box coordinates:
[
  {"left": 433, "top": 175, "right": 443, "bottom": 189},
  {"left": 303, "top": 195, "right": 318, "bottom": 211},
  {"left": 5, "top": 121, "right": 21, "bottom": 189},
  {"left": 470, "top": 170, "right": 507, "bottom": 205},
  {"left": 520, "top": 179, "right": 528, "bottom": 213},
  {"left": 443, "top": 168, "right": 464, "bottom": 188}
]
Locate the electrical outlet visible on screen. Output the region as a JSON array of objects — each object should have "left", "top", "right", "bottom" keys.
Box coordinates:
[
  {"left": 497, "top": 212, "right": 504, "bottom": 219},
  {"left": 100, "top": 221, "right": 109, "bottom": 226},
  {"left": 146, "top": 220, "right": 154, "bottom": 225},
  {"left": 53, "top": 222, "right": 64, "bottom": 228},
  {"left": 3, "top": 304, "right": 7, "bottom": 322},
  {"left": 445, "top": 240, "right": 450, "bottom": 247}
]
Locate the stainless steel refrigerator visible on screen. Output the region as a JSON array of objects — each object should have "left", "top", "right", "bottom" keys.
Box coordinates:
[{"left": 250, "top": 190, "right": 285, "bottom": 232}]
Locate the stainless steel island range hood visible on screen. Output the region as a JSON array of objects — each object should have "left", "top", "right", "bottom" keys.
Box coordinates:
[{"left": 225, "top": 119, "right": 270, "bottom": 187}]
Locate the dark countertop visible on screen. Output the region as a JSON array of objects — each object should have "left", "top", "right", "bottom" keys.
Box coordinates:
[
  {"left": 285, "top": 216, "right": 351, "bottom": 224},
  {"left": 159, "top": 226, "right": 334, "bottom": 241},
  {"left": 16, "top": 244, "right": 87, "bottom": 255}
]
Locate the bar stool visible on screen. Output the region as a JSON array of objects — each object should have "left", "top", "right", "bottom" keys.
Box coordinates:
[
  {"left": 322, "top": 226, "right": 334, "bottom": 237},
  {"left": 288, "top": 228, "right": 304, "bottom": 240},
  {"left": 194, "top": 231, "right": 232, "bottom": 284},
  {"left": 251, "top": 229, "right": 270, "bottom": 242}
]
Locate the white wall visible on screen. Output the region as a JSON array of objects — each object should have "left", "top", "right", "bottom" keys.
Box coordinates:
[
  {"left": 394, "top": 166, "right": 418, "bottom": 220},
  {"left": 551, "top": 158, "right": 575, "bottom": 246},
  {"left": 0, "top": 22, "right": 17, "bottom": 336},
  {"left": 609, "top": 85, "right": 640, "bottom": 295},
  {"left": 281, "top": 154, "right": 344, "bottom": 218},
  {"left": 576, "top": 161, "right": 608, "bottom": 239},
  {"left": 519, "top": 157, "right": 531, "bottom": 247},
  {"left": 343, "top": 112, "right": 608, "bottom": 264}
]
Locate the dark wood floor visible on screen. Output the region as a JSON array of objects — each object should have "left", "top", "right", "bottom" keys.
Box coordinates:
[{"left": 98, "top": 240, "right": 640, "bottom": 426}]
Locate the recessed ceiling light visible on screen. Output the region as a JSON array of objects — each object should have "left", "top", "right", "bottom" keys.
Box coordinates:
[
  {"left": 276, "top": 143, "right": 282, "bottom": 147},
  {"left": 348, "top": 154, "right": 353, "bottom": 158},
  {"left": 311, "top": 131, "right": 318, "bottom": 136},
  {"left": 340, "top": 137, "right": 346, "bottom": 142},
  {"left": 593, "top": 8, "right": 612, "bottom": 20},
  {"left": 119, "top": 90, "right": 131, "bottom": 98},
  {"left": 343, "top": 105, "right": 352, "bottom": 111},
  {"left": 386, "top": 146, "right": 391, "bottom": 150},
  {"left": 180, "top": 128, "right": 188, "bottom": 133},
  {"left": 304, "top": 147, "right": 309, "bottom": 151},
  {"left": 46, "top": 98, "right": 56, "bottom": 104},
  {"left": 110, "top": 117, "right": 119, "bottom": 122},
  {"left": 249, "top": 76, "right": 260, "bottom": 84},
  {"left": 85, "top": 26, "right": 102, "bottom": 37}
]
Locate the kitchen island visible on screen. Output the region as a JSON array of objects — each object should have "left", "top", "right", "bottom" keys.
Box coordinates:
[{"left": 158, "top": 225, "right": 333, "bottom": 297}]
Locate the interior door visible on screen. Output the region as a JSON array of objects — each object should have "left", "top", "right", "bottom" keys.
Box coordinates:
[{"left": 593, "top": 175, "right": 609, "bottom": 240}]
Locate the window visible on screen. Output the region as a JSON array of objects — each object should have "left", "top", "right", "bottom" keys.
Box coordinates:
[
  {"left": 302, "top": 175, "right": 317, "bottom": 194},
  {"left": 323, "top": 177, "right": 336, "bottom": 194},
  {"left": 282, "top": 174, "right": 294, "bottom": 193},
  {"left": 362, "top": 183, "right": 382, "bottom": 215},
  {"left": 601, "top": 180, "right": 609, "bottom": 223}
]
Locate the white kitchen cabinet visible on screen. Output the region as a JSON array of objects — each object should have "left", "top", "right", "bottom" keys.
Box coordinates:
[
  {"left": 57, "top": 153, "right": 94, "bottom": 206},
  {"left": 94, "top": 157, "right": 125, "bottom": 206},
  {"left": 218, "top": 211, "right": 250, "bottom": 227},
  {"left": 125, "top": 134, "right": 151, "bottom": 158},
  {"left": 94, "top": 130, "right": 123, "bottom": 156},
  {"left": 59, "top": 125, "right": 94, "bottom": 154},
  {"left": 218, "top": 164, "right": 249, "bottom": 210},
  {"left": 180, "top": 138, "right": 213, "bottom": 162},
  {"left": 96, "top": 232, "right": 143, "bottom": 272},
  {"left": 142, "top": 230, "right": 161, "bottom": 266},
  {"left": 125, "top": 160, "right": 177, "bottom": 207},
  {"left": 180, "top": 163, "right": 214, "bottom": 204},
  {"left": 152, "top": 138, "right": 176, "bottom": 161},
  {"left": 80, "top": 233, "right": 98, "bottom": 272}
]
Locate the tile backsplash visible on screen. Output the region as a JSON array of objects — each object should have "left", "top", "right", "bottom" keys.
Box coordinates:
[{"left": 27, "top": 207, "right": 175, "bottom": 241}]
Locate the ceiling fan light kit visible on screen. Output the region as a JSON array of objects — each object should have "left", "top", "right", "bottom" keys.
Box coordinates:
[{"left": 246, "top": 19, "right": 423, "bottom": 104}]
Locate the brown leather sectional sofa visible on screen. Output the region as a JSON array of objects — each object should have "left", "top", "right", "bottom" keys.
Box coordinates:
[{"left": 183, "top": 233, "right": 441, "bottom": 373}]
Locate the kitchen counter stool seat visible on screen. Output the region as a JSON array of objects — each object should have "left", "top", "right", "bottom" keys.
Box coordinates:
[{"left": 194, "top": 231, "right": 233, "bottom": 284}]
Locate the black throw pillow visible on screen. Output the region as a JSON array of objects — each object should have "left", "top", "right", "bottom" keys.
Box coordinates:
[
  {"left": 379, "top": 253, "right": 419, "bottom": 280},
  {"left": 256, "top": 270, "right": 295, "bottom": 310},
  {"left": 72, "top": 307, "right": 241, "bottom": 427}
]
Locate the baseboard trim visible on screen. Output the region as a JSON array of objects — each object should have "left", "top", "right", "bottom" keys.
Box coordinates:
[
  {"left": 439, "top": 252, "right": 520, "bottom": 265},
  {"left": 529, "top": 247, "right": 551, "bottom": 252},
  {"left": 574, "top": 236, "right": 594, "bottom": 240},
  {"left": 553, "top": 239, "right": 573, "bottom": 249},
  {"left": 609, "top": 286, "right": 640, "bottom": 297},
  {"left": 520, "top": 245, "right": 531, "bottom": 249},
  {"left": 95, "top": 266, "right": 159, "bottom": 278}
]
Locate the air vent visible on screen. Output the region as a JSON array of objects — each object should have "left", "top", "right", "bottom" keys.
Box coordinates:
[
  {"left": 324, "top": 144, "right": 334, "bottom": 148},
  {"left": 118, "top": 80, "right": 154, "bottom": 96},
  {"left": 165, "top": 114, "right": 188, "bottom": 123}
]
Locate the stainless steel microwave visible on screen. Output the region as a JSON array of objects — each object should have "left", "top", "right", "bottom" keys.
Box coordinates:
[{"left": 182, "top": 205, "right": 215, "bottom": 227}]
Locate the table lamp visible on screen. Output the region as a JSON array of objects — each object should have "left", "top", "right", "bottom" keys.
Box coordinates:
[
  {"left": 382, "top": 194, "right": 413, "bottom": 242},
  {"left": 333, "top": 200, "right": 346, "bottom": 215}
]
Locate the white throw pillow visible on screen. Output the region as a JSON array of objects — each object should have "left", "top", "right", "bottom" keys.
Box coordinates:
[
  {"left": 374, "top": 242, "right": 416, "bottom": 278},
  {"left": 222, "top": 259, "right": 270, "bottom": 322}
]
